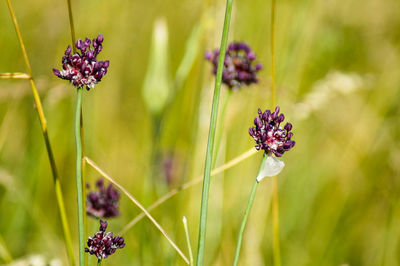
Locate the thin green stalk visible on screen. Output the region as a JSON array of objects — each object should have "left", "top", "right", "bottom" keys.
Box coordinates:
[
  {"left": 212, "top": 90, "right": 232, "bottom": 168},
  {"left": 183, "top": 216, "right": 194, "bottom": 265},
  {"left": 75, "top": 87, "right": 85, "bottom": 266},
  {"left": 64, "top": 0, "right": 88, "bottom": 253},
  {"left": 232, "top": 155, "right": 266, "bottom": 266},
  {"left": 5, "top": 1, "right": 75, "bottom": 264},
  {"left": 270, "top": 0, "right": 276, "bottom": 105},
  {"left": 270, "top": 0, "right": 281, "bottom": 265},
  {"left": 66, "top": 0, "right": 77, "bottom": 52},
  {"left": 196, "top": 0, "right": 234, "bottom": 264},
  {"left": 97, "top": 259, "right": 101, "bottom": 266}
]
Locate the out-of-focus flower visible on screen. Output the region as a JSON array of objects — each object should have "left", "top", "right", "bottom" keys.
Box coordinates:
[
  {"left": 53, "top": 34, "right": 109, "bottom": 90},
  {"left": 205, "top": 42, "right": 262, "bottom": 90},
  {"left": 85, "top": 220, "right": 125, "bottom": 260},
  {"left": 293, "top": 71, "right": 371, "bottom": 120},
  {"left": 249, "top": 106, "right": 295, "bottom": 157},
  {"left": 86, "top": 179, "right": 120, "bottom": 218}
]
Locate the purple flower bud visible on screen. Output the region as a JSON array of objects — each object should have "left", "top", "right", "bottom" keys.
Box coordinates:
[
  {"left": 237, "top": 42, "right": 250, "bottom": 53},
  {"left": 87, "top": 178, "right": 120, "bottom": 218},
  {"left": 53, "top": 34, "right": 109, "bottom": 90},
  {"left": 284, "top": 123, "right": 292, "bottom": 131},
  {"left": 262, "top": 110, "right": 270, "bottom": 121},
  {"left": 247, "top": 51, "right": 256, "bottom": 60},
  {"left": 205, "top": 41, "right": 262, "bottom": 90},
  {"left": 86, "top": 220, "right": 125, "bottom": 260},
  {"left": 84, "top": 38, "right": 91, "bottom": 47},
  {"left": 65, "top": 45, "right": 72, "bottom": 55},
  {"left": 249, "top": 128, "right": 255, "bottom": 137},
  {"left": 278, "top": 113, "right": 285, "bottom": 123},
  {"left": 205, "top": 51, "right": 212, "bottom": 60},
  {"left": 53, "top": 68, "right": 61, "bottom": 77},
  {"left": 97, "top": 34, "right": 104, "bottom": 43},
  {"left": 254, "top": 116, "right": 263, "bottom": 128},
  {"left": 99, "top": 220, "right": 107, "bottom": 232},
  {"left": 76, "top": 40, "right": 83, "bottom": 49},
  {"left": 249, "top": 106, "right": 295, "bottom": 157}
]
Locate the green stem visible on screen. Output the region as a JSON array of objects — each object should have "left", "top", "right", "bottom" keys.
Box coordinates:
[
  {"left": 97, "top": 259, "right": 101, "bottom": 266},
  {"left": 66, "top": 0, "right": 76, "bottom": 53},
  {"left": 75, "top": 87, "right": 84, "bottom": 266},
  {"left": 232, "top": 155, "right": 266, "bottom": 266},
  {"left": 270, "top": 0, "right": 276, "bottom": 107},
  {"left": 272, "top": 176, "right": 281, "bottom": 266},
  {"left": 270, "top": 0, "right": 281, "bottom": 265},
  {"left": 212, "top": 90, "right": 232, "bottom": 168},
  {"left": 196, "top": 0, "right": 234, "bottom": 264},
  {"left": 6, "top": 0, "right": 75, "bottom": 264},
  {"left": 183, "top": 217, "right": 194, "bottom": 265}
]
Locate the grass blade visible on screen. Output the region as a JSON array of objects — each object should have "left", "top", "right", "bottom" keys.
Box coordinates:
[
  {"left": 5, "top": 1, "right": 75, "bottom": 264},
  {"left": 196, "top": 0, "right": 234, "bottom": 264}
]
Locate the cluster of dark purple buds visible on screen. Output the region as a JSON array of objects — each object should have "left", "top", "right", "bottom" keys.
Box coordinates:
[
  {"left": 53, "top": 34, "right": 109, "bottom": 90},
  {"left": 86, "top": 179, "right": 120, "bottom": 218},
  {"left": 85, "top": 220, "right": 125, "bottom": 260},
  {"left": 249, "top": 106, "right": 295, "bottom": 157},
  {"left": 205, "top": 42, "right": 262, "bottom": 90}
]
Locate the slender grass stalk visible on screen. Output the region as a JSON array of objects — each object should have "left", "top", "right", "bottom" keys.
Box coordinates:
[
  {"left": 272, "top": 174, "right": 281, "bottom": 266},
  {"left": 5, "top": 1, "right": 75, "bottom": 264},
  {"left": 118, "top": 148, "right": 257, "bottom": 235},
  {"left": 270, "top": 0, "right": 281, "bottom": 265},
  {"left": 232, "top": 155, "right": 266, "bottom": 265},
  {"left": 66, "top": 0, "right": 77, "bottom": 50},
  {"left": 196, "top": 0, "right": 234, "bottom": 264},
  {"left": 270, "top": 0, "right": 276, "bottom": 106},
  {"left": 0, "top": 72, "right": 30, "bottom": 79},
  {"left": 75, "top": 87, "right": 85, "bottom": 266},
  {"left": 64, "top": 0, "right": 88, "bottom": 252},
  {"left": 84, "top": 157, "right": 190, "bottom": 264},
  {"left": 212, "top": 90, "right": 232, "bottom": 168},
  {"left": 183, "top": 216, "right": 194, "bottom": 265}
]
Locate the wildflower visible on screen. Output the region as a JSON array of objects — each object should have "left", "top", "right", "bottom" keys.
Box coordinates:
[
  {"left": 249, "top": 106, "right": 295, "bottom": 157},
  {"left": 53, "top": 34, "right": 109, "bottom": 90},
  {"left": 86, "top": 179, "right": 120, "bottom": 218},
  {"left": 205, "top": 42, "right": 262, "bottom": 90},
  {"left": 85, "top": 220, "right": 125, "bottom": 260}
]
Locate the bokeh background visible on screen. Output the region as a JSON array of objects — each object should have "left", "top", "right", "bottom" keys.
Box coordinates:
[{"left": 1, "top": 0, "right": 400, "bottom": 265}]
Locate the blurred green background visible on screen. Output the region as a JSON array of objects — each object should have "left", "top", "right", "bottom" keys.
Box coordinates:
[{"left": 1, "top": 0, "right": 400, "bottom": 265}]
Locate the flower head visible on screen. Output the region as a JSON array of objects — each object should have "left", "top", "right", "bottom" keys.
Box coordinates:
[
  {"left": 53, "top": 34, "right": 109, "bottom": 90},
  {"left": 205, "top": 42, "right": 262, "bottom": 90},
  {"left": 249, "top": 106, "right": 295, "bottom": 157},
  {"left": 85, "top": 220, "right": 125, "bottom": 260},
  {"left": 86, "top": 179, "right": 120, "bottom": 218}
]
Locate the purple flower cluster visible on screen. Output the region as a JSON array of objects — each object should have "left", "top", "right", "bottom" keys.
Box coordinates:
[
  {"left": 86, "top": 179, "right": 120, "bottom": 218},
  {"left": 249, "top": 107, "right": 295, "bottom": 157},
  {"left": 53, "top": 34, "right": 109, "bottom": 90},
  {"left": 85, "top": 220, "right": 125, "bottom": 260},
  {"left": 205, "top": 42, "right": 262, "bottom": 90}
]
